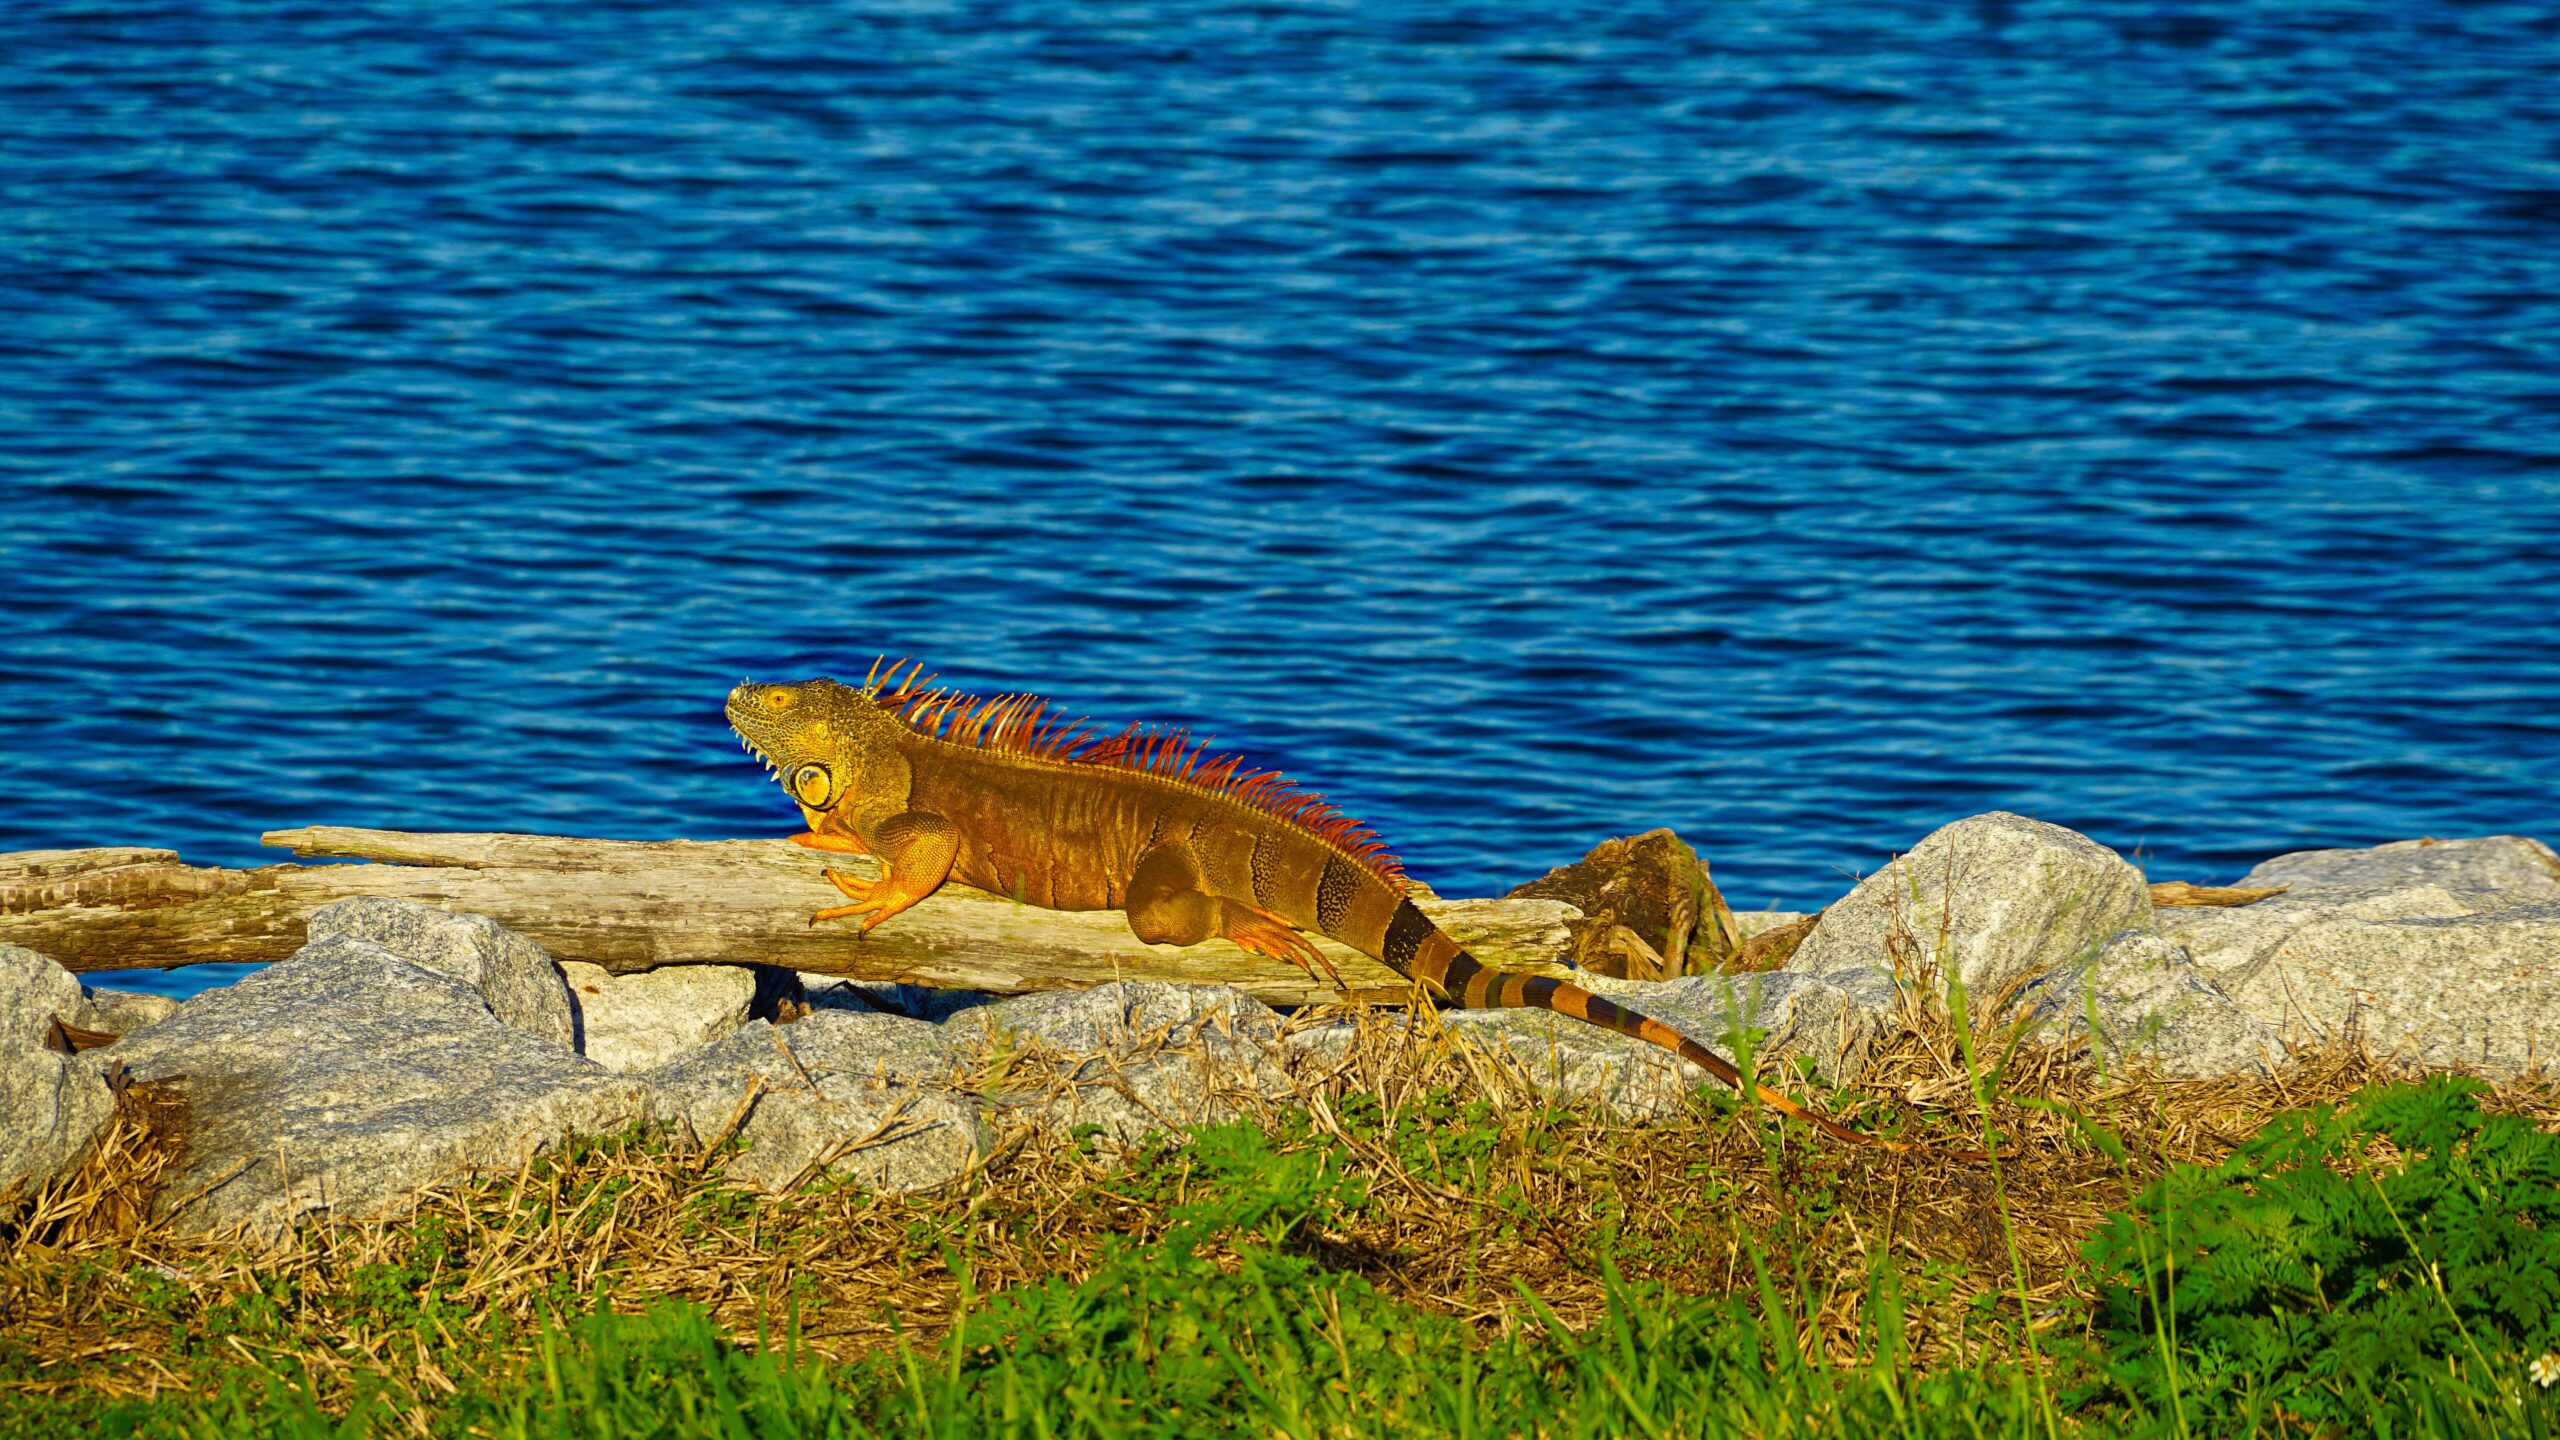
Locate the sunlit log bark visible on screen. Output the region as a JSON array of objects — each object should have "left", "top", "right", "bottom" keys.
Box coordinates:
[{"left": 0, "top": 828, "right": 1579, "bottom": 1007}]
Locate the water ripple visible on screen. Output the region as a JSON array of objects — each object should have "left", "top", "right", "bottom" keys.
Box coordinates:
[{"left": 2, "top": 2, "right": 2556, "bottom": 995}]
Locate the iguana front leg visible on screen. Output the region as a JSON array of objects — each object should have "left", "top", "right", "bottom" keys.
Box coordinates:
[
  {"left": 809, "top": 811, "right": 957, "bottom": 933},
  {"left": 790, "top": 803, "right": 870, "bottom": 856}
]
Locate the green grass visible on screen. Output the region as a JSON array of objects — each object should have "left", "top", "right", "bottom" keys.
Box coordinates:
[
  {"left": 15, "top": 1256, "right": 2064, "bottom": 1439},
  {"left": 19, "top": 1182, "right": 2548, "bottom": 1439},
  {"left": 9, "top": 1032, "right": 2560, "bottom": 1438}
]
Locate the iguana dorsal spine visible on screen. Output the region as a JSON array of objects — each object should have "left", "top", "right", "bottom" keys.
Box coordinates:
[{"left": 727, "top": 664, "right": 1906, "bottom": 1152}]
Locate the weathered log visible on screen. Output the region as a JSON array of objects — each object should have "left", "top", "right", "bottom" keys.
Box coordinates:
[{"left": 0, "top": 829, "right": 1581, "bottom": 1008}]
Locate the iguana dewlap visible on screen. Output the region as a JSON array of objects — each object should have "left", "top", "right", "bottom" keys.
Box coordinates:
[{"left": 727, "top": 663, "right": 1898, "bottom": 1151}]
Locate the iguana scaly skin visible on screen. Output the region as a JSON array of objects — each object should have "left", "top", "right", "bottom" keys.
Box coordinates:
[{"left": 727, "top": 663, "right": 1907, "bottom": 1151}]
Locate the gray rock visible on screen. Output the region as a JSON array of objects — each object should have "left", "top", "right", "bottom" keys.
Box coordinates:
[
  {"left": 963, "top": 983, "right": 1294, "bottom": 1151},
  {"left": 0, "top": 944, "right": 184, "bottom": 1046},
  {"left": 2157, "top": 835, "right": 2560, "bottom": 1073},
  {"left": 0, "top": 943, "right": 84, "bottom": 1049},
  {"left": 2158, "top": 885, "right": 2479, "bottom": 991},
  {"left": 560, "top": 961, "right": 759, "bottom": 1072},
  {"left": 71, "top": 986, "right": 182, "bottom": 1038},
  {"left": 0, "top": 1046, "right": 114, "bottom": 1199},
  {"left": 969, "top": 981, "right": 1286, "bottom": 1054},
  {"left": 0, "top": 946, "right": 113, "bottom": 1196},
  {"left": 1636, "top": 970, "right": 1902, "bottom": 1077},
  {"left": 1734, "top": 911, "right": 1813, "bottom": 939},
  {"left": 2237, "top": 835, "right": 2560, "bottom": 902},
  {"left": 771, "top": 1008, "right": 970, "bottom": 1083},
  {"left": 644, "top": 1014, "right": 980, "bottom": 1193},
  {"left": 101, "top": 933, "right": 645, "bottom": 1236},
  {"left": 2173, "top": 900, "right": 2560, "bottom": 1073},
  {"left": 1764, "top": 814, "right": 2284, "bottom": 1079},
  {"left": 1428, "top": 969, "right": 1897, "bottom": 1120},
  {"left": 2020, "top": 932, "right": 2283, "bottom": 1078},
  {"left": 306, "top": 897, "right": 576, "bottom": 1050},
  {"left": 1789, "top": 812, "right": 2152, "bottom": 1007}
]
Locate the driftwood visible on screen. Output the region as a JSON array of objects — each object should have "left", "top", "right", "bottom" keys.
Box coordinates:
[
  {"left": 2149, "top": 880, "right": 2289, "bottom": 908},
  {"left": 0, "top": 828, "right": 1582, "bottom": 1009}
]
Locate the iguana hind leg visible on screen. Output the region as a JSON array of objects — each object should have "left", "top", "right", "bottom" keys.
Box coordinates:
[
  {"left": 1123, "top": 843, "right": 1343, "bottom": 989},
  {"left": 809, "top": 811, "right": 956, "bottom": 933},
  {"left": 1123, "top": 844, "right": 1216, "bottom": 945}
]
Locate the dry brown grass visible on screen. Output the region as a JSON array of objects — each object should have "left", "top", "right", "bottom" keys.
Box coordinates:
[{"left": 5, "top": 993, "right": 2555, "bottom": 1416}]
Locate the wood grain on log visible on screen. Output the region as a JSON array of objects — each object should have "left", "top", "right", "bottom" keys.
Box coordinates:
[{"left": 0, "top": 829, "right": 1582, "bottom": 1008}]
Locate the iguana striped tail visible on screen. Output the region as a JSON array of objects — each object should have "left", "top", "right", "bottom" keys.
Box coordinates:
[{"left": 1382, "top": 895, "right": 1920, "bottom": 1154}]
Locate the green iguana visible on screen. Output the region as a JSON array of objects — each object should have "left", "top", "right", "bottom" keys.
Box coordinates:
[{"left": 728, "top": 662, "right": 1911, "bottom": 1152}]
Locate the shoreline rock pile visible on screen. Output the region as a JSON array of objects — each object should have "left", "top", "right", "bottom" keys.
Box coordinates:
[{"left": 4, "top": 814, "right": 2553, "bottom": 1239}]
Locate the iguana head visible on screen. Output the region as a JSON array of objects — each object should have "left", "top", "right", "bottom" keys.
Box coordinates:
[{"left": 726, "top": 677, "right": 895, "bottom": 814}]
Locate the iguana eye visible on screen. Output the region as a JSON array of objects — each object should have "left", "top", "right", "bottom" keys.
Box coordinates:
[{"left": 790, "top": 762, "right": 834, "bottom": 807}]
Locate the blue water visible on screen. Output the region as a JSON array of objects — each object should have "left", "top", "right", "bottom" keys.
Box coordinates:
[{"left": 5, "top": 2, "right": 2557, "bottom": 998}]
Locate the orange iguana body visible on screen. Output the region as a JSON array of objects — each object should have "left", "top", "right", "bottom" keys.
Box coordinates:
[{"left": 727, "top": 662, "right": 1905, "bottom": 1151}]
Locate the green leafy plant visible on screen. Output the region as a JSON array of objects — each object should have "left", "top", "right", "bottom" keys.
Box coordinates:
[{"left": 2086, "top": 1076, "right": 2560, "bottom": 1430}]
